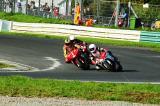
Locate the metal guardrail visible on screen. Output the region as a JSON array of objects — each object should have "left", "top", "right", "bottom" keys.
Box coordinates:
[{"left": 140, "top": 31, "right": 160, "bottom": 43}]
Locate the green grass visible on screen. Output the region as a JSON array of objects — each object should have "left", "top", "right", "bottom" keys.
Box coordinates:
[
  {"left": 0, "top": 12, "right": 73, "bottom": 24},
  {"left": 0, "top": 75, "right": 159, "bottom": 104},
  {"left": 1, "top": 31, "right": 160, "bottom": 52},
  {"left": 0, "top": 63, "right": 15, "bottom": 68}
]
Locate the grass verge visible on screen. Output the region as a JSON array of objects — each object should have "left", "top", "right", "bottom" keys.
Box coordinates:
[
  {"left": 0, "top": 12, "right": 73, "bottom": 24},
  {"left": 0, "top": 75, "right": 159, "bottom": 104},
  {"left": 0, "top": 31, "right": 160, "bottom": 52}
]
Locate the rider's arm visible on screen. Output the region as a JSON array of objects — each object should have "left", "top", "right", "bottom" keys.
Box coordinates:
[
  {"left": 74, "top": 44, "right": 81, "bottom": 49},
  {"left": 63, "top": 45, "right": 67, "bottom": 58},
  {"left": 90, "top": 55, "right": 97, "bottom": 65},
  {"left": 100, "top": 48, "right": 106, "bottom": 52}
]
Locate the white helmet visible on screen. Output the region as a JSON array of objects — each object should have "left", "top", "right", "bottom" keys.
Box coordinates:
[
  {"left": 69, "top": 35, "right": 75, "bottom": 41},
  {"left": 89, "top": 44, "right": 96, "bottom": 53}
]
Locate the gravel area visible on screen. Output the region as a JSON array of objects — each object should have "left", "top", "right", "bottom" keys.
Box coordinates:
[{"left": 0, "top": 96, "right": 159, "bottom": 106}]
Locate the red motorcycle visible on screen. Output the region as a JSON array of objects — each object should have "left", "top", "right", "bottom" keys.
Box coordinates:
[
  {"left": 66, "top": 43, "right": 90, "bottom": 70},
  {"left": 95, "top": 49, "right": 122, "bottom": 72}
]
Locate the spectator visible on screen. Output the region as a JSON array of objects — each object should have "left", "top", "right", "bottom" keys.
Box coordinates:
[
  {"left": 30, "top": 1, "right": 36, "bottom": 10},
  {"left": 43, "top": 3, "right": 50, "bottom": 12},
  {"left": 122, "top": 11, "right": 128, "bottom": 27},
  {"left": 74, "top": 2, "right": 81, "bottom": 25},
  {"left": 26, "top": 3, "right": 30, "bottom": 10},
  {"left": 85, "top": 17, "right": 93, "bottom": 27},
  {"left": 9, "top": 0, "right": 13, "bottom": 8},
  {"left": 42, "top": 3, "right": 50, "bottom": 18},
  {"left": 17, "top": 1, "right": 22, "bottom": 13},
  {"left": 5, "top": 0, "right": 10, "bottom": 12}
]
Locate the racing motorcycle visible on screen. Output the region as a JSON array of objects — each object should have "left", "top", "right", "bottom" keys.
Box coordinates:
[
  {"left": 95, "top": 49, "right": 122, "bottom": 72},
  {"left": 66, "top": 43, "right": 90, "bottom": 70}
]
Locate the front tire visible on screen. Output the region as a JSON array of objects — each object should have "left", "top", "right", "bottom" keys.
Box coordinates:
[
  {"left": 102, "top": 59, "right": 114, "bottom": 72},
  {"left": 77, "top": 58, "right": 90, "bottom": 70}
]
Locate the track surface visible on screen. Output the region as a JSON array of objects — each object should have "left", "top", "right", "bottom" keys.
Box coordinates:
[{"left": 0, "top": 34, "right": 160, "bottom": 83}]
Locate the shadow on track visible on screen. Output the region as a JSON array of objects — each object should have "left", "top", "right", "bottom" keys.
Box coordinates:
[
  {"left": 77, "top": 68, "right": 138, "bottom": 73},
  {"left": 120, "top": 70, "right": 138, "bottom": 72}
]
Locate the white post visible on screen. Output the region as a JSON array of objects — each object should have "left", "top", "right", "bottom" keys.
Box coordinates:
[
  {"left": 128, "top": 2, "right": 131, "bottom": 27},
  {"left": 68, "top": 0, "right": 72, "bottom": 15},
  {"left": 0, "top": 20, "right": 2, "bottom": 32},
  {"left": 80, "top": 0, "right": 82, "bottom": 20},
  {"left": 115, "top": 0, "right": 120, "bottom": 27}
]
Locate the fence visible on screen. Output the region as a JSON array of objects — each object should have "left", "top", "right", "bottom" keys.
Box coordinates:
[
  {"left": 0, "top": 0, "right": 118, "bottom": 26},
  {"left": 0, "top": 0, "right": 26, "bottom": 14},
  {"left": 84, "top": 0, "right": 117, "bottom": 26}
]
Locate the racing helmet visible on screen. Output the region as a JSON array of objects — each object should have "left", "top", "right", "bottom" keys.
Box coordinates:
[
  {"left": 89, "top": 44, "right": 96, "bottom": 53},
  {"left": 64, "top": 38, "right": 70, "bottom": 45},
  {"left": 68, "top": 35, "right": 75, "bottom": 41}
]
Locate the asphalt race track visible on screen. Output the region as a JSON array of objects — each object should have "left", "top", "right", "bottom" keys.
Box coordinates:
[{"left": 0, "top": 34, "right": 160, "bottom": 83}]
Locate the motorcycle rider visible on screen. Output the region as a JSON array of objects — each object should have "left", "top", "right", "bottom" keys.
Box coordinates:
[
  {"left": 88, "top": 44, "right": 114, "bottom": 70},
  {"left": 63, "top": 35, "right": 85, "bottom": 63},
  {"left": 68, "top": 35, "right": 84, "bottom": 45}
]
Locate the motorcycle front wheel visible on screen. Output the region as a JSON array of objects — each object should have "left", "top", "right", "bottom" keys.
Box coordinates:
[
  {"left": 102, "top": 59, "right": 114, "bottom": 72},
  {"left": 77, "top": 58, "right": 90, "bottom": 70}
]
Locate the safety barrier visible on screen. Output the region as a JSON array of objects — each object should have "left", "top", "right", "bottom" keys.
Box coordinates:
[
  {"left": 140, "top": 31, "right": 160, "bottom": 43},
  {"left": 10, "top": 21, "right": 141, "bottom": 42},
  {"left": 0, "top": 20, "right": 12, "bottom": 32},
  {"left": 3, "top": 20, "right": 160, "bottom": 44},
  {"left": 0, "top": 20, "right": 2, "bottom": 31}
]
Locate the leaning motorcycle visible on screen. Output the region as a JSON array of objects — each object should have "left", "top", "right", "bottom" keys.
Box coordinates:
[
  {"left": 66, "top": 43, "right": 90, "bottom": 70},
  {"left": 95, "top": 49, "right": 122, "bottom": 72}
]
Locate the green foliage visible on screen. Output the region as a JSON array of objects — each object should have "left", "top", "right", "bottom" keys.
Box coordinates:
[
  {"left": 132, "top": 3, "right": 160, "bottom": 20},
  {"left": 120, "top": 0, "right": 160, "bottom": 4},
  {"left": 148, "top": 0, "right": 160, "bottom": 4}
]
